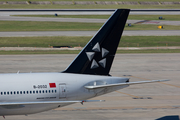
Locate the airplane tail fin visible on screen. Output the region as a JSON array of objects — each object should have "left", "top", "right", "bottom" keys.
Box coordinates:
[{"left": 63, "top": 9, "right": 130, "bottom": 75}]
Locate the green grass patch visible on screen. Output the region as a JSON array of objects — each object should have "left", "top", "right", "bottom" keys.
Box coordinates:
[
  {"left": 0, "top": 21, "right": 180, "bottom": 31},
  {"left": 0, "top": 36, "right": 180, "bottom": 47},
  {"left": 0, "top": 50, "right": 81, "bottom": 55},
  {"left": 120, "top": 36, "right": 180, "bottom": 47},
  {"left": 12, "top": 14, "right": 180, "bottom": 21},
  {"left": 0, "top": 4, "right": 180, "bottom": 9},
  {"left": 0, "top": 49, "right": 179, "bottom": 55},
  {"left": 0, "top": 21, "right": 102, "bottom": 31},
  {"left": 0, "top": 36, "right": 90, "bottom": 47}
]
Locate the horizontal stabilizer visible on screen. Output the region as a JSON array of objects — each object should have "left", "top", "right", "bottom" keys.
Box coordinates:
[
  {"left": 84, "top": 79, "right": 170, "bottom": 89},
  {"left": 0, "top": 100, "right": 105, "bottom": 106}
]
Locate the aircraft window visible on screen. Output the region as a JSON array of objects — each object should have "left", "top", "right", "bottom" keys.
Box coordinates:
[
  {"left": 46, "top": 90, "right": 47, "bottom": 93},
  {"left": 1, "top": 92, "right": 3, "bottom": 95},
  {"left": 17, "top": 91, "right": 19, "bottom": 94},
  {"left": 42, "top": 90, "right": 44, "bottom": 93},
  {"left": 36, "top": 90, "right": 38, "bottom": 94},
  {"left": 33, "top": 91, "right": 35, "bottom": 94},
  {"left": 20, "top": 91, "right": 22, "bottom": 94},
  {"left": 55, "top": 90, "right": 57, "bottom": 93},
  {"left": 49, "top": 90, "right": 50, "bottom": 93},
  {"left": 30, "top": 91, "right": 32, "bottom": 94},
  {"left": 7, "top": 92, "right": 9, "bottom": 95},
  {"left": 11, "top": 91, "right": 13, "bottom": 94},
  {"left": 52, "top": 90, "right": 53, "bottom": 93},
  {"left": 4, "top": 92, "right": 6, "bottom": 95},
  {"left": 14, "top": 91, "right": 16, "bottom": 94},
  {"left": 23, "top": 91, "right": 25, "bottom": 94}
]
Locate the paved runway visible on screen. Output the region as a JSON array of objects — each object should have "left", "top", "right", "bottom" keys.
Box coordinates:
[
  {"left": 0, "top": 53, "right": 179, "bottom": 120},
  {"left": 1, "top": 15, "right": 180, "bottom": 26},
  {"left": 0, "top": 30, "right": 180, "bottom": 37}
]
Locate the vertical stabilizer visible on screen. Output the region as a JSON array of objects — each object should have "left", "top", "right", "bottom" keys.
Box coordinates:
[{"left": 63, "top": 9, "right": 130, "bottom": 75}]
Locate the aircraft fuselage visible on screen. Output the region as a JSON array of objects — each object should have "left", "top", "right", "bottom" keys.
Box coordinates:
[{"left": 0, "top": 73, "right": 129, "bottom": 115}]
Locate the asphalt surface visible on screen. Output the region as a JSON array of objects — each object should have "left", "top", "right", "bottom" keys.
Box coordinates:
[
  {"left": 0, "top": 30, "right": 180, "bottom": 37},
  {"left": 0, "top": 53, "right": 179, "bottom": 120},
  {"left": 1, "top": 15, "right": 180, "bottom": 26}
]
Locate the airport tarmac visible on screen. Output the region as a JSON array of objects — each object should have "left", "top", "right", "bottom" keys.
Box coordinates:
[
  {"left": 0, "top": 53, "right": 179, "bottom": 120},
  {"left": 1, "top": 15, "right": 180, "bottom": 26}
]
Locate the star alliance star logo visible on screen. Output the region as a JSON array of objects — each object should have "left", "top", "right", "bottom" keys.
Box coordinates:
[{"left": 86, "top": 42, "right": 109, "bottom": 69}]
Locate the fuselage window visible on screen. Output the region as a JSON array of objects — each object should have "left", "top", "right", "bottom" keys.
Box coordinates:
[
  {"left": 33, "top": 91, "right": 35, "bottom": 94},
  {"left": 4, "top": 92, "right": 6, "bottom": 95},
  {"left": 7, "top": 92, "right": 9, "bottom": 95},
  {"left": 36, "top": 90, "right": 38, "bottom": 94},
  {"left": 23, "top": 91, "right": 25, "bottom": 94},
  {"left": 49, "top": 90, "right": 50, "bottom": 93},
  {"left": 17, "top": 91, "right": 19, "bottom": 94},
  {"left": 42, "top": 90, "right": 44, "bottom": 93},
  {"left": 55, "top": 90, "right": 57, "bottom": 93},
  {"left": 10, "top": 91, "right": 13, "bottom": 95},
  {"left": 52, "top": 90, "right": 53, "bottom": 93},
  {"left": 20, "top": 91, "right": 22, "bottom": 94},
  {"left": 46, "top": 90, "right": 47, "bottom": 93},
  {"left": 14, "top": 91, "right": 16, "bottom": 94},
  {"left": 39, "top": 90, "right": 41, "bottom": 93},
  {"left": 30, "top": 91, "right": 32, "bottom": 94},
  {"left": 27, "top": 91, "right": 28, "bottom": 94},
  {"left": 1, "top": 92, "right": 3, "bottom": 95}
]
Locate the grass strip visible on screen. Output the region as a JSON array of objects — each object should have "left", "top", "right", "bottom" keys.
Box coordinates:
[
  {"left": 12, "top": 15, "right": 180, "bottom": 21},
  {"left": 0, "top": 50, "right": 80, "bottom": 55},
  {"left": 0, "top": 36, "right": 90, "bottom": 47},
  {"left": 0, "top": 21, "right": 102, "bottom": 31},
  {"left": 0, "top": 49, "right": 179, "bottom": 55},
  {"left": 0, "top": 21, "right": 180, "bottom": 31},
  {"left": 0, "top": 36, "right": 180, "bottom": 47},
  {"left": 0, "top": 4, "right": 180, "bottom": 9},
  {"left": 120, "top": 36, "right": 180, "bottom": 47}
]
